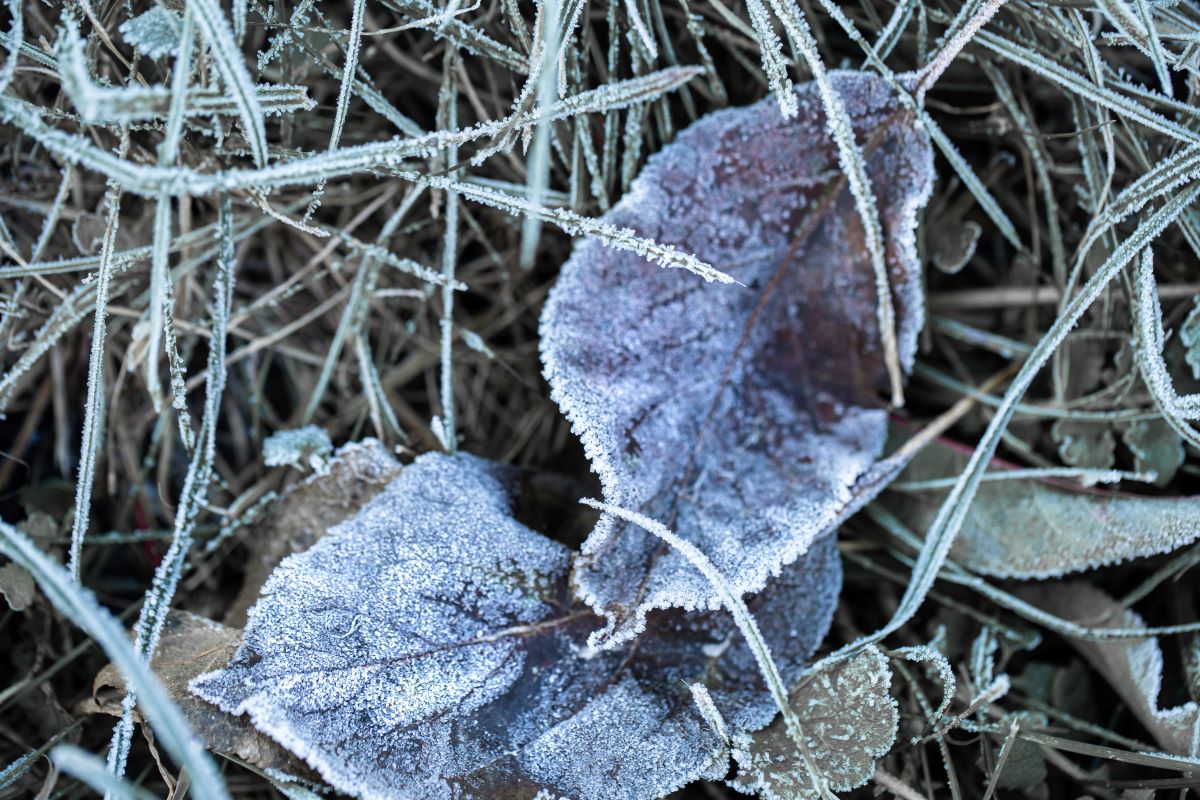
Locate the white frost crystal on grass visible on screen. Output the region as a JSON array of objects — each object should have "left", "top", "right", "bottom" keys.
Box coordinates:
[
  {"left": 192, "top": 452, "right": 841, "bottom": 799},
  {"left": 540, "top": 71, "right": 934, "bottom": 647}
]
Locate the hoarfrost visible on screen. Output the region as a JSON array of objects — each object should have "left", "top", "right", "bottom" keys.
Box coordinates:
[
  {"left": 540, "top": 71, "right": 934, "bottom": 647},
  {"left": 1019, "top": 582, "right": 1200, "bottom": 755},
  {"left": 192, "top": 452, "right": 841, "bottom": 799}
]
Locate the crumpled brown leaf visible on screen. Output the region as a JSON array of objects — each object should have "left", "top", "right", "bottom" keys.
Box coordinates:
[{"left": 77, "top": 610, "right": 312, "bottom": 778}]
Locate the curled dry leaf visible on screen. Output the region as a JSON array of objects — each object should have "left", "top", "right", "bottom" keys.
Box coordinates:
[
  {"left": 730, "top": 646, "right": 898, "bottom": 800},
  {"left": 78, "top": 610, "right": 309, "bottom": 778},
  {"left": 1018, "top": 582, "right": 1199, "bottom": 755},
  {"left": 193, "top": 452, "right": 841, "bottom": 800},
  {"left": 887, "top": 435, "right": 1200, "bottom": 579},
  {"left": 540, "top": 71, "right": 934, "bottom": 647},
  {"left": 226, "top": 439, "right": 401, "bottom": 626}
]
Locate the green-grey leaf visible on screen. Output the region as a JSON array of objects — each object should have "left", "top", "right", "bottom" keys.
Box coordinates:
[
  {"left": 120, "top": 7, "right": 183, "bottom": 59},
  {"left": 1121, "top": 418, "right": 1184, "bottom": 487},
  {"left": 729, "top": 646, "right": 897, "bottom": 799},
  {"left": 887, "top": 437, "right": 1200, "bottom": 579},
  {"left": 1051, "top": 419, "right": 1116, "bottom": 470},
  {"left": 1019, "top": 582, "right": 1200, "bottom": 755}
]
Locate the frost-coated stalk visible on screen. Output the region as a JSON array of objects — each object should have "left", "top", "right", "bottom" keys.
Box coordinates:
[
  {"left": 811, "top": 184, "right": 1200, "bottom": 675},
  {"left": 0, "top": 523, "right": 230, "bottom": 800},
  {"left": 761, "top": 0, "right": 905, "bottom": 405},
  {"left": 303, "top": 0, "right": 366, "bottom": 221},
  {"left": 69, "top": 174, "right": 124, "bottom": 582},
  {"left": 1134, "top": 250, "right": 1200, "bottom": 449},
  {"left": 0, "top": 0, "right": 22, "bottom": 94},
  {"left": 438, "top": 48, "right": 460, "bottom": 453},
  {"left": 915, "top": 0, "right": 1007, "bottom": 102},
  {"left": 581, "top": 499, "right": 834, "bottom": 797},
  {"left": 147, "top": 7, "right": 195, "bottom": 428},
  {"left": 520, "top": 0, "right": 564, "bottom": 267},
  {"left": 107, "top": 193, "right": 238, "bottom": 785}
]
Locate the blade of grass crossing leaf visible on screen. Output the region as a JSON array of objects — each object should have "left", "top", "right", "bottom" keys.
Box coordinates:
[
  {"left": 406, "top": 172, "right": 734, "bottom": 282},
  {"left": 581, "top": 499, "right": 838, "bottom": 798},
  {"left": 760, "top": 0, "right": 905, "bottom": 404},
  {"left": 0, "top": 523, "right": 229, "bottom": 799},
  {"left": 68, "top": 179, "right": 122, "bottom": 582},
  {"left": 187, "top": 0, "right": 268, "bottom": 167},
  {"left": 438, "top": 49, "right": 461, "bottom": 451},
  {"left": 815, "top": 185, "right": 1200, "bottom": 673}
]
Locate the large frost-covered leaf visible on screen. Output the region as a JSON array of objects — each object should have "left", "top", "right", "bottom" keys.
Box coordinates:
[
  {"left": 192, "top": 452, "right": 840, "bottom": 800},
  {"left": 540, "top": 71, "right": 934, "bottom": 646},
  {"left": 1019, "top": 582, "right": 1199, "bottom": 754},
  {"left": 887, "top": 435, "right": 1200, "bottom": 579},
  {"left": 730, "top": 646, "right": 897, "bottom": 799}
]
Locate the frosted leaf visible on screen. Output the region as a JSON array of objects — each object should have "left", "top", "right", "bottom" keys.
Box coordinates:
[
  {"left": 119, "top": 7, "right": 183, "bottom": 59},
  {"left": 540, "top": 71, "right": 934, "bottom": 647},
  {"left": 1051, "top": 419, "right": 1116, "bottom": 470},
  {"left": 263, "top": 426, "right": 334, "bottom": 474},
  {"left": 192, "top": 452, "right": 841, "bottom": 800},
  {"left": 0, "top": 561, "right": 34, "bottom": 611},
  {"left": 887, "top": 436, "right": 1200, "bottom": 579},
  {"left": 1018, "top": 582, "right": 1200, "bottom": 754},
  {"left": 730, "top": 646, "right": 897, "bottom": 799}
]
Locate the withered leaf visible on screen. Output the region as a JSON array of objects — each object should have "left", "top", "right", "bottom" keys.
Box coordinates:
[
  {"left": 1018, "top": 582, "right": 1199, "bottom": 755},
  {"left": 730, "top": 646, "right": 897, "bottom": 800},
  {"left": 540, "top": 71, "right": 934, "bottom": 647},
  {"left": 887, "top": 435, "right": 1200, "bottom": 579},
  {"left": 192, "top": 452, "right": 840, "bottom": 800},
  {"left": 78, "top": 610, "right": 309, "bottom": 777}
]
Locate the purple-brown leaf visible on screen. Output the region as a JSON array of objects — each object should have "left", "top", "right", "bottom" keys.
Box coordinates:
[{"left": 540, "top": 72, "right": 934, "bottom": 647}]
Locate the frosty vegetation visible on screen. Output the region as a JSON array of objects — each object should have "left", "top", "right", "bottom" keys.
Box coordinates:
[{"left": 4, "top": 0, "right": 1200, "bottom": 797}]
